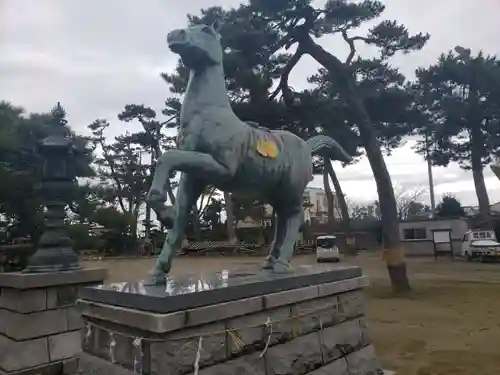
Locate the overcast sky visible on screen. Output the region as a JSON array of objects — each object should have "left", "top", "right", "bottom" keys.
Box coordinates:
[{"left": 2, "top": 0, "right": 500, "bottom": 207}]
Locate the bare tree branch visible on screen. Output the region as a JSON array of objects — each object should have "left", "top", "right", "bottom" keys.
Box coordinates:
[
  {"left": 341, "top": 30, "right": 356, "bottom": 66},
  {"left": 394, "top": 186, "right": 428, "bottom": 220},
  {"left": 351, "top": 36, "right": 376, "bottom": 43},
  {"left": 160, "top": 115, "right": 177, "bottom": 127},
  {"left": 268, "top": 47, "right": 304, "bottom": 103},
  {"left": 97, "top": 140, "right": 128, "bottom": 214},
  {"left": 268, "top": 5, "right": 319, "bottom": 105}
]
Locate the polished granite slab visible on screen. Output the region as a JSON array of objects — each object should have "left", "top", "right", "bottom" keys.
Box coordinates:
[{"left": 80, "top": 265, "right": 362, "bottom": 314}]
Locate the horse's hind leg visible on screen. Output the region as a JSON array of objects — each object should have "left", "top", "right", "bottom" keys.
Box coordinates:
[
  {"left": 144, "top": 174, "right": 205, "bottom": 285},
  {"left": 265, "top": 200, "right": 303, "bottom": 273},
  {"left": 262, "top": 206, "right": 287, "bottom": 270}
]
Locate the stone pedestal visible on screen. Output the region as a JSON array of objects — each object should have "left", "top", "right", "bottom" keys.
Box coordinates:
[
  {"left": 76, "top": 265, "right": 384, "bottom": 375},
  {"left": 0, "top": 268, "right": 107, "bottom": 375}
]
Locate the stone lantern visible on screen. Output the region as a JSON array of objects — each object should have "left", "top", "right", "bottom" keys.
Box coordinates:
[{"left": 23, "top": 102, "right": 81, "bottom": 272}]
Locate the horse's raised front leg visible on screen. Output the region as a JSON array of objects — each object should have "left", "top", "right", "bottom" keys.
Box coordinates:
[
  {"left": 266, "top": 202, "right": 304, "bottom": 273},
  {"left": 146, "top": 150, "right": 234, "bottom": 227},
  {"left": 144, "top": 174, "right": 205, "bottom": 285},
  {"left": 144, "top": 150, "right": 234, "bottom": 285}
]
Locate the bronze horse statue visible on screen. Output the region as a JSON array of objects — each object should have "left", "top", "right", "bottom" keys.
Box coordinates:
[{"left": 145, "top": 24, "right": 352, "bottom": 285}]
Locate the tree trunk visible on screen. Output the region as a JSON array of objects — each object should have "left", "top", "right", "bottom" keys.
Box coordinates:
[
  {"left": 471, "top": 129, "right": 491, "bottom": 228},
  {"left": 145, "top": 152, "right": 154, "bottom": 240},
  {"left": 192, "top": 211, "right": 201, "bottom": 239},
  {"left": 144, "top": 203, "right": 151, "bottom": 238},
  {"left": 468, "top": 87, "right": 491, "bottom": 228},
  {"left": 130, "top": 203, "right": 142, "bottom": 242},
  {"left": 302, "top": 37, "right": 411, "bottom": 292},
  {"left": 325, "top": 161, "right": 356, "bottom": 255},
  {"left": 322, "top": 167, "right": 335, "bottom": 225},
  {"left": 224, "top": 191, "right": 238, "bottom": 244},
  {"left": 325, "top": 161, "right": 350, "bottom": 228},
  {"left": 471, "top": 164, "right": 490, "bottom": 225}
]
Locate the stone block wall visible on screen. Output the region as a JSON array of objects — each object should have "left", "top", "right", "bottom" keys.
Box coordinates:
[
  {"left": 0, "top": 269, "right": 106, "bottom": 375},
  {"left": 79, "top": 276, "right": 383, "bottom": 375}
]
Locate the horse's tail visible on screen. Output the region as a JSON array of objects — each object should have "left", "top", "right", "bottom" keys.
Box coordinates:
[{"left": 306, "top": 135, "right": 352, "bottom": 163}]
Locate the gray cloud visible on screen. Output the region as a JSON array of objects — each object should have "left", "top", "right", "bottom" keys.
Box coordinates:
[
  {"left": 1, "top": 0, "right": 239, "bottom": 135},
  {"left": 314, "top": 141, "right": 500, "bottom": 206},
  {"left": 2, "top": 0, "right": 500, "bottom": 205}
]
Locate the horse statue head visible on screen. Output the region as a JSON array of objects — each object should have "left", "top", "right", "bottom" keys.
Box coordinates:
[{"left": 167, "top": 23, "right": 223, "bottom": 69}]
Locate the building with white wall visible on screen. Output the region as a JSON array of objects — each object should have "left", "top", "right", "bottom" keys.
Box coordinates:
[
  {"left": 399, "top": 217, "right": 469, "bottom": 256},
  {"left": 303, "top": 187, "right": 341, "bottom": 223},
  {"left": 235, "top": 187, "right": 341, "bottom": 228},
  {"left": 463, "top": 201, "right": 500, "bottom": 217}
]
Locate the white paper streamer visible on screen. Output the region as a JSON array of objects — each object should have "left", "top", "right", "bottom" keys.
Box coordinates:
[
  {"left": 193, "top": 336, "right": 203, "bottom": 375},
  {"left": 109, "top": 333, "right": 117, "bottom": 363},
  {"left": 84, "top": 323, "right": 92, "bottom": 345},
  {"left": 259, "top": 317, "right": 273, "bottom": 359},
  {"left": 133, "top": 337, "right": 143, "bottom": 374}
]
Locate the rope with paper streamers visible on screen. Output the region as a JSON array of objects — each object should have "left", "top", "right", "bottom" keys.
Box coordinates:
[
  {"left": 193, "top": 337, "right": 203, "bottom": 375},
  {"left": 86, "top": 298, "right": 346, "bottom": 344},
  {"left": 109, "top": 333, "right": 117, "bottom": 363},
  {"left": 132, "top": 337, "right": 143, "bottom": 374},
  {"left": 85, "top": 297, "right": 351, "bottom": 374},
  {"left": 259, "top": 317, "right": 273, "bottom": 358}
]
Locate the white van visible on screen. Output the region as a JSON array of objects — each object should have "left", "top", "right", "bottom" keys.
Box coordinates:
[
  {"left": 462, "top": 229, "right": 500, "bottom": 262},
  {"left": 316, "top": 235, "right": 340, "bottom": 263}
]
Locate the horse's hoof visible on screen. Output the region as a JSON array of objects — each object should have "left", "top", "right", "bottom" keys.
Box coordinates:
[
  {"left": 262, "top": 255, "right": 276, "bottom": 270},
  {"left": 157, "top": 253, "right": 174, "bottom": 273},
  {"left": 143, "top": 255, "right": 172, "bottom": 286},
  {"left": 272, "top": 260, "right": 293, "bottom": 274},
  {"left": 143, "top": 271, "right": 167, "bottom": 286}
]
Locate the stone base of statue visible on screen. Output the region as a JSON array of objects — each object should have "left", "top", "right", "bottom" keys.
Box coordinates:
[
  {"left": 75, "top": 265, "right": 386, "bottom": 375},
  {"left": 0, "top": 268, "right": 107, "bottom": 375}
]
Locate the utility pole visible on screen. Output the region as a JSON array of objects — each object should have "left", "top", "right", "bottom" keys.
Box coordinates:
[
  {"left": 142, "top": 121, "right": 162, "bottom": 241},
  {"left": 142, "top": 150, "right": 153, "bottom": 241},
  {"left": 425, "top": 131, "right": 436, "bottom": 217}
]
